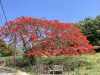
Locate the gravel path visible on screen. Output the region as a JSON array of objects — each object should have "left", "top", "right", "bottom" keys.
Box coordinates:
[{"left": 0, "top": 66, "right": 30, "bottom": 75}]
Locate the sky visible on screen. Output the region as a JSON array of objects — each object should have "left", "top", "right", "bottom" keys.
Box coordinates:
[{"left": 0, "top": 0, "right": 100, "bottom": 26}]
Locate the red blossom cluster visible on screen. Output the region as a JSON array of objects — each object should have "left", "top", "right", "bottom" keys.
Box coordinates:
[{"left": 0, "top": 16, "right": 95, "bottom": 58}]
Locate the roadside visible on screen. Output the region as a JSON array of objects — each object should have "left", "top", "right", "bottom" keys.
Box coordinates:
[{"left": 0, "top": 66, "right": 30, "bottom": 75}]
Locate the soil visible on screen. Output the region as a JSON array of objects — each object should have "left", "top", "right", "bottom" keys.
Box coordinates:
[
  {"left": 0, "top": 66, "right": 17, "bottom": 73},
  {"left": 0, "top": 66, "right": 30, "bottom": 75}
]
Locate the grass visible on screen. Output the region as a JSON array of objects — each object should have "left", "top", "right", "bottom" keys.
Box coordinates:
[
  {"left": 74, "top": 53, "right": 100, "bottom": 75},
  {"left": 0, "top": 53, "right": 100, "bottom": 75},
  {"left": 78, "top": 63, "right": 100, "bottom": 75}
]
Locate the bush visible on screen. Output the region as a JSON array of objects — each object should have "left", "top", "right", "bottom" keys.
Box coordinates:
[
  {"left": 38, "top": 56, "right": 92, "bottom": 72},
  {"left": 0, "top": 40, "right": 13, "bottom": 57},
  {"left": 4, "top": 54, "right": 36, "bottom": 68}
]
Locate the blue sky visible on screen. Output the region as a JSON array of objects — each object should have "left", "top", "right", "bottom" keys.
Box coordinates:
[{"left": 0, "top": 0, "right": 100, "bottom": 25}]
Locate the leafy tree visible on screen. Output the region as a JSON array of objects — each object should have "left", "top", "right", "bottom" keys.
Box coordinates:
[
  {"left": 0, "top": 16, "right": 95, "bottom": 58},
  {"left": 0, "top": 39, "right": 13, "bottom": 57},
  {"left": 77, "top": 15, "right": 100, "bottom": 45}
]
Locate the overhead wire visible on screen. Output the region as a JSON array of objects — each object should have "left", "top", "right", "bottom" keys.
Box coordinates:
[{"left": 0, "top": 0, "right": 7, "bottom": 23}]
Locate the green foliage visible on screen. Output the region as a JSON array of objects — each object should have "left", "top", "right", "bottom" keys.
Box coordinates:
[
  {"left": 38, "top": 55, "right": 92, "bottom": 72},
  {"left": 77, "top": 15, "right": 100, "bottom": 45},
  {"left": 75, "top": 53, "right": 100, "bottom": 75},
  {"left": 5, "top": 57, "right": 29, "bottom": 67},
  {"left": 1, "top": 53, "right": 100, "bottom": 75},
  {"left": 23, "top": 53, "right": 37, "bottom": 65},
  {"left": 5, "top": 55, "right": 36, "bottom": 68},
  {"left": 0, "top": 39, "right": 13, "bottom": 57}
]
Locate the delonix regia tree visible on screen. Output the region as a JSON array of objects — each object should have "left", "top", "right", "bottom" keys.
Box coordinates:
[{"left": 0, "top": 16, "right": 95, "bottom": 58}]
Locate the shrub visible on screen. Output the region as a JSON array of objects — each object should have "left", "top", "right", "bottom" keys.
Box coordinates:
[
  {"left": 38, "top": 56, "right": 92, "bottom": 71},
  {"left": 5, "top": 56, "right": 36, "bottom": 68},
  {"left": 0, "top": 39, "right": 13, "bottom": 57}
]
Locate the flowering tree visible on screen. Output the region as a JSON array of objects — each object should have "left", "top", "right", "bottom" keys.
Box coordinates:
[{"left": 0, "top": 16, "right": 95, "bottom": 58}]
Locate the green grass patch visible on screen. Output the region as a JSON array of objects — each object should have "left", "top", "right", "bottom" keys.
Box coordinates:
[{"left": 0, "top": 53, "right": 100, "bottom": 75}]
